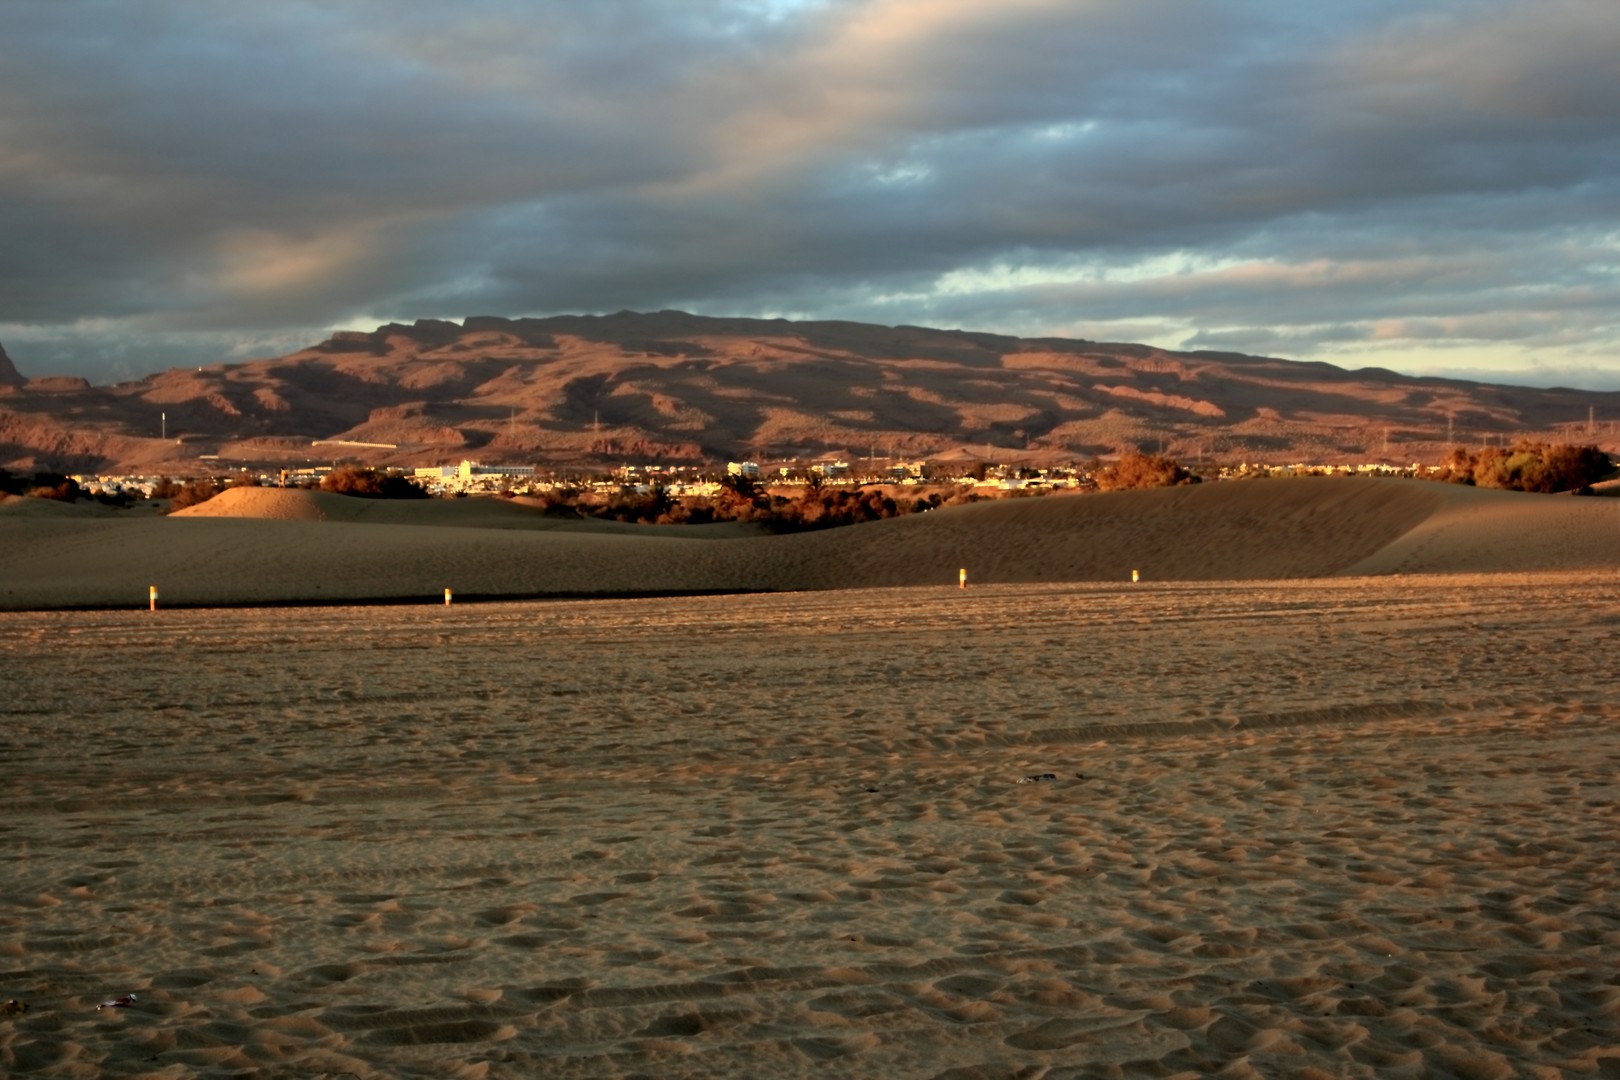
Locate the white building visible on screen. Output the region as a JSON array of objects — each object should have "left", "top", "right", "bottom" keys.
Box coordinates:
[{"left": 414, "top": 460, "right": 536, "bottom": 481}]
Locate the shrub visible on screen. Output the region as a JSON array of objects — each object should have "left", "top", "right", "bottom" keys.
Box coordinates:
[
  {"left": 21, "top": 472, "right": 82, "bottom": 502},
  {"left": 532, "top": 482, "right": 962, "bottom": 533},
  {"left": 597, "top": 485, "right": 675, "bottom": 523},
  {"left": 1436, "top": 441, "right": 1613, "bottom": 494},
  {"left": 1096, "top": 450, "right": 1197, "bottom": 491},
  {"left": 1436, "top": 446, "right": 1475, "bottom": 485},
  {"left": 168, "top": 479, "right": 221, "bottom": 510},
  {"left": 320, "top": 466, "right": 428, "bottom": 499},
  {"left": 530, "top": 487, "right": 585, "bottom": 516}
]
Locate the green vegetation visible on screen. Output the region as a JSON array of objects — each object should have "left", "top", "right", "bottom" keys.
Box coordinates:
[{"left": 1436, "top": 441, "right": 1613, "bottom": 494}]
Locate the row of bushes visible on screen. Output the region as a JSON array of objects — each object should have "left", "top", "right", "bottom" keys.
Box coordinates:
[
  {"left": 1435, "top": 440, "right": 1612, "bottom": 493},
  {"left": 535, "top": 479, "right": 980, "bottom": 533},
  {"left": 549, "top": 452, "right": 1199, "bottom": 532},
  {"left": 150, "top": 466, "right": 431, "bottom": 511},
  {"left": 8, "top": 440, "right": 1609, "bottom": 524},
  {"left": 316, "top": 466, "right": 430, "bottom": 499},
  {"left": 0, "top": 468, "right": 84, "bottom": 502}
]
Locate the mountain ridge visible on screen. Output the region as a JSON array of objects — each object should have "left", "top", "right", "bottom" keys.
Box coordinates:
[{"left": 0, "top": 312, "right": 1613, "bottom": 473}]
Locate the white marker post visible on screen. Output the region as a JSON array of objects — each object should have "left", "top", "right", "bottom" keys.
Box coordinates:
[
  {"left": 959, "top": 568, "right": 967, "bottom": 589},
  {"left": 149, "top": 585, "right": 158, "bottom": 611}
]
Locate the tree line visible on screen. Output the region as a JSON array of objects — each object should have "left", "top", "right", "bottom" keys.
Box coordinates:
[
  {"left": 1434, "top": 440, "right": 1612, "bottom": 494},
  {"left": 6, "top": 441, "right": 1611, "bottom": 523},
  {"left": 535, "top": 474, "right": 975, "bottom": 533}
]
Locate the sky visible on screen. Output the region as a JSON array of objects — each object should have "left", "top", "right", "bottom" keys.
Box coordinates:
[{"left": 2, "top": 0, "right": 1618, "bottom": 388}]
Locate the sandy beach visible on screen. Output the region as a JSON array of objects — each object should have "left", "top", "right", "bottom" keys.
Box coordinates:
[{"left": 4, "top": 479, "right": 1620, "bottom": 1076}]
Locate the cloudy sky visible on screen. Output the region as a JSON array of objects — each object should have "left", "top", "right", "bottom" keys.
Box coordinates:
[{"left": 3, "top": 0, "right": 1617, "bottom": 387}]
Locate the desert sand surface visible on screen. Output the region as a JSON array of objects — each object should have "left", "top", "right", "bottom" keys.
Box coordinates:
[
  {"left": 4, "top": 574, "right": 1619, "bottom": 1078},
  {"left": 2, "top": 477, "right": 1618, "bottom": 611}
]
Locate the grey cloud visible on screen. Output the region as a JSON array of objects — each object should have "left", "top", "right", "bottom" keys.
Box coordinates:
[{"left": 1, "top": 0, "right": 1617, "bottom": 388}]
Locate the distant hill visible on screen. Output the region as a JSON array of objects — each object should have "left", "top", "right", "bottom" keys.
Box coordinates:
[
  {"left": 0, "top": 342, "right": 25, "bottom": 389},
  {"left": 0, "top": 311, "right": 1614, "bottom": 473}
]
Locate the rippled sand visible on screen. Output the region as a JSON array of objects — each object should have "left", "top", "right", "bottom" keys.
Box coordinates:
[{"left": 5, "top": 575, "right": 1619, "bottom": 1077}]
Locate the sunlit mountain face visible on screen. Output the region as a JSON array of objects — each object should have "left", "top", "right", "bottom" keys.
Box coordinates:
[{"left": 2, "top": 312, "right": 1615, "bottom": 474}]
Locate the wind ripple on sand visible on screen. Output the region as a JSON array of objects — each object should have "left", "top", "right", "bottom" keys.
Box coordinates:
[{"left": 3, "top": 576, "right": 1619, "bottom": 1076}]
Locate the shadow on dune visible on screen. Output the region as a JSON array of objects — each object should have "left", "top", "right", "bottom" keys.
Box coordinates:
[{"left": 3, "top": 477, "right": 1616, "bottom": 609}]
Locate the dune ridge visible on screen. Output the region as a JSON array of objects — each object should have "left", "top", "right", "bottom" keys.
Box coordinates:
[{"left": 2, "top": 477, "right": 1617, "bottom": 611}]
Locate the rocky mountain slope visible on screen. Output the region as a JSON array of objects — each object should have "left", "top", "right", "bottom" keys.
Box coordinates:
[{"left": 1, "top": 311, "right": 1613, "bottom": 473}]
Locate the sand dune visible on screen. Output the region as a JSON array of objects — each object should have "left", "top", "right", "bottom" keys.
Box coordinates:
[
  {"left": 2, "top": 477, "right": 1617, "bottom": 611},
  {"left": 170, "top": 487, "right": 698, "bottom": 533},
  {"left": 0, "top": 493, "right": 120, "bottom": 518},
  {"left": 1341, "top": 482, "right": 1620, "bottom": 575},
  {"left": 4, "top": 576, "right": 1618, "bottom": 1076},
  {"left": 6, "top": 480, "right": 1618, "bottom": 1075}
]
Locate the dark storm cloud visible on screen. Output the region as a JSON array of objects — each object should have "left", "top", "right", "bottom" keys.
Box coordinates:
[{"left": 1, "top": 0, "right": 1616, "bottom": 386}]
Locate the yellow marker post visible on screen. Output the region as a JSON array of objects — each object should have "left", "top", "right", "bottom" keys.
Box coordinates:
[
  {"left": 149, "top": 585, "right": 158, "bottom": 611},
  {"left": 1131, "top": 569, "right": 1140, "bottom": 583},
  {"left": 444, "top": 588, "right": 453, "bottom": 606},
  {"left": 959, "top": 568, "right": 967, "bottom": 589}
]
